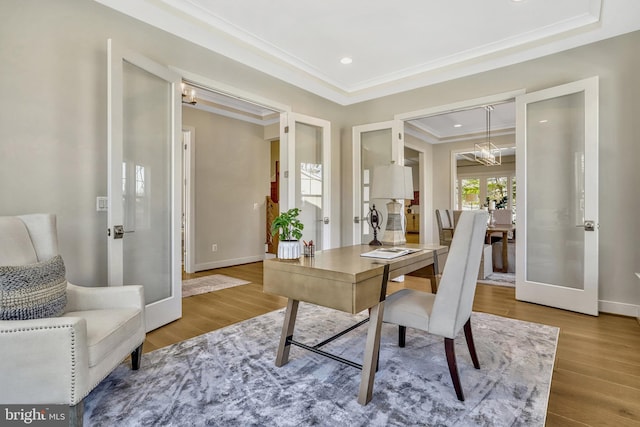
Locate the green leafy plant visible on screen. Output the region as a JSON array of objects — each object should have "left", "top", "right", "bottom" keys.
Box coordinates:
[
  {"left": 485, "top": 196, "right": 508, "bottom": 209},
  {"left": 271, "top": 208, "right": 304, "bottom": 241}
]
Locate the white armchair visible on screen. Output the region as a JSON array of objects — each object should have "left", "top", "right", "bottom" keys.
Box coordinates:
[
  {"left": 383, "top": 210, "right": 488, "bottom": 401},
  {"left": 0, "top": 214, "right": 145, "bottom": 426}
]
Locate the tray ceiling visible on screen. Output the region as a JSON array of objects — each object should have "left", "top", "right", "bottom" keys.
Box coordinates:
[{"left": 96, "top": 0, "right": 640, "bottom": 105}]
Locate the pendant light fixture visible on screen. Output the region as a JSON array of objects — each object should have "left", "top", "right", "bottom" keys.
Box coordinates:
[{"left": 474, "top": 105, "right": 501, "bottom": 166}]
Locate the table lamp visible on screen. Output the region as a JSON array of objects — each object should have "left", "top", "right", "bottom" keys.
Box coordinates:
[{"left": 371, "top": 162, "right": 414, "bottom": 245}]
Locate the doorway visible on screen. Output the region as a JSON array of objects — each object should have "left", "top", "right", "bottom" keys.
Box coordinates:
[
  {"left": 404, "top": 146, "right": 421, "bottom": 244},
  {"left": 180, "top": 80, "right": 282, "bottom": 273},
  {"left": 401, "top": 95, "right": 518, "bottom": 283}
]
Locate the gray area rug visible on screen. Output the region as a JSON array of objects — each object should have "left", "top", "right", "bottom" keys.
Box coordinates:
[
  {"left": 477, "top": 272, "right": 515, "bottom": 287},
  {"left": 182, "top": 275, "right": 250, "bottom": 297},
  {"left": 84, "top": 304, "right": 558, "bottom": 426}
]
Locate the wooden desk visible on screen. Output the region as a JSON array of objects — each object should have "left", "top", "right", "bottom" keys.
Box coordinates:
[
  {"left": 263, "top": 244, "right": 448, "bottom": 405},
  {"left": 486, "top": 224, "right": 516, "bottom": 273}
]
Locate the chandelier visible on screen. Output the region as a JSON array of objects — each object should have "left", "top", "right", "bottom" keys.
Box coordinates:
[{"left": 474, "top": 105, "right": 501, "bottom": 166}]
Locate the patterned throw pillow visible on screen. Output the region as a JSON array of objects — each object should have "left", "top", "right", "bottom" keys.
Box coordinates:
[{"left": 0, "top": 255, "right": 67, "bottom": 320}]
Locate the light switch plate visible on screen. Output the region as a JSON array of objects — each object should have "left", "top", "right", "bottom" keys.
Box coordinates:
[{"left": 96, "top": 196, "right": 108, "bottom": 212}]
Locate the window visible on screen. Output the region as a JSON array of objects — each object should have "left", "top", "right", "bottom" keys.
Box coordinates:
[{"left": 456, "top": 173, "right": 517, "bottom": 222}]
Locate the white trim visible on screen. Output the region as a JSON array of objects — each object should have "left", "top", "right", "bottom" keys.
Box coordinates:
[
  {"left": 92, "top": 0, "right": 636, "bottom": 105},
  {"left": 598, "top": 300, "right": 640, "bottom": 318},
  {"left": 194, "top": 255, "right": 266, "bottom": 272},
  {"left": 182, "top": 126, "right": 196, "bottom": 274},
  {"left": 395, "top": 90, "right": 525, "bottom": 122},
  {"left": 171, "top": 67, "right": 291, "bottom": 113}
]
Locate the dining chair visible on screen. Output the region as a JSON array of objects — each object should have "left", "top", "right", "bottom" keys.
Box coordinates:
[
  {"left": 382, "top": 210, "right": 488, "bottom": 401},
  {"left": 435, "top": 209, "right": 455, "bottom": 247}
]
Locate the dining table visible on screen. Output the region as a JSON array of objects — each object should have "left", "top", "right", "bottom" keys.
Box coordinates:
[{"left": 486, "top": 223, "right": 516, "bottom": 272}]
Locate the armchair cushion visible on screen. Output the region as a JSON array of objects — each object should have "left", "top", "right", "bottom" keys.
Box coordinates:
[
  {"left": 63, "top": 308, "right": 144, "bottom": 367},
  {"left": 1, "top": 255, "right": 67, "bottom": 320}
]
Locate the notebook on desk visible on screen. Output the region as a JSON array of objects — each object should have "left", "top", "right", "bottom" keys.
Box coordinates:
[{"left": 360, "top": 247, "right": 420, "bottom": 259}]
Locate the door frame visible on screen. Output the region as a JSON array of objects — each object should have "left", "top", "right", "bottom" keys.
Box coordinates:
[
  {"left": 284, "top": 112, "right": 332, "bottom": 250},
  {"left": 351, "top": 120, "right": 404, "bottom": 245},
  {"left": 403, "top": 138, "right": 430, "bottom": 244},
  {"left": 515, "top": 76, "right": 599, "bottom": 315},
  {"left": 182, "top": 126, "right": 195, "bottom": 274},
  {"left": 107, "top": 39, "right": 183, "bottom": 331},
  {"left": 170, "top": 68, "right": 335, "bottom": 254}
]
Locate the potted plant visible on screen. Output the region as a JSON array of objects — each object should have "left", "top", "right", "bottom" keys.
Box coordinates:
[{"left": 271, "top": 208, "right": 304, "bottom": 259}]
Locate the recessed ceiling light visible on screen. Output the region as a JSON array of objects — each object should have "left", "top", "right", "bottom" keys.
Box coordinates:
[
  {"left": 453, "top": 124, "right": 462, "bottom": 128},
  {"left": 340, "top": 57, "right": 353, "bottom": 65},
  {"left": 539, "top": 119, "right": 548, "bottom": 123}
]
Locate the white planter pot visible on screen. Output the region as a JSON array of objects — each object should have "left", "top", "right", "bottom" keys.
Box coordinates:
[{"left": 278, "top": 240, "right": 301, "bottom": 259}]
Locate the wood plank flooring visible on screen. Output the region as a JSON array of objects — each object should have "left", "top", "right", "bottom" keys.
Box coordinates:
[{"left": 144, "top": 261, "right": 640, "bottom": 426}]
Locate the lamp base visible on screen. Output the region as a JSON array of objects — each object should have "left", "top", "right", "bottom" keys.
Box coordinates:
[{"left": 381, "top": 199, "right": 406, "bottom": 246}]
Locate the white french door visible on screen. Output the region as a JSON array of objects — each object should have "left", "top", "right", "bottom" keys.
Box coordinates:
[
  {"left": 281, "top": 113, "right": 332, "bottom": 250},
  {"left": 352, "top": 121, "right": 404, "bottom": 245},
  {"left": 107, "top": 39, "right": 182, "bottom": 331},
  {"left": 515, "top": 77, "right": 599, "bottom": 316}
]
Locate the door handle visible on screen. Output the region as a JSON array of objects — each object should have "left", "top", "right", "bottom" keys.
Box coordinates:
[
  {"left": 354, "top": 216, "right": 360, "bottom": 224},
  {"left": 112, "top": 225, "right": 135, "bottom": 239},
  {"left": 323, "top": 217, "right": 330, "bottom": 225},
  {"left": 576, "top": 220, "right": 596, "bottom": 231}
]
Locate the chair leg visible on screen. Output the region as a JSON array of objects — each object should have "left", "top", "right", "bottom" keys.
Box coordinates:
[
  {"left": 444, "top": 338, "right": 465, "bottom": 401},
  {"left": 131, "top": 343, "right": 143, "bottom": 370},
  {"left": 398, "top": 325, "right": 406, "bottom": 348},
  {"left": 463, "top": 319, "right": 480, "bottom": 369},
  {"left": 69, "top": 400, "right": 84, "bottom": 427}
]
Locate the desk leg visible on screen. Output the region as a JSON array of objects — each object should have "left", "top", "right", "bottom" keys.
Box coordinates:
[
  {"left": 275, "top": 298, "right": 299, "bottom": 367},
  {"left": 358, "top": 301, "right": 384, "bottom": 405}
]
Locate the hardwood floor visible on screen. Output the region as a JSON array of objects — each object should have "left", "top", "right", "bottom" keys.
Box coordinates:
[{"left": 145, "top": 261, "right": 640, "bottom": 426}]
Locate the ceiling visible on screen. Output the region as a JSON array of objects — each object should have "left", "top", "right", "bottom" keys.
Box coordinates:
[
  {"left": 408, "top": 101, "right": 515, "bottom": 143},
  {"left": 97, "top": 0, "right": 640, "bottom": 105}
]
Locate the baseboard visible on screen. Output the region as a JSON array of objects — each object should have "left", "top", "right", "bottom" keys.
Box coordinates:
[
  {"left": 194, "top": 255, "right": 265, "bottom": 272},
  {"left": 598, "top": 299, "right": 640, "bottom": 318}
]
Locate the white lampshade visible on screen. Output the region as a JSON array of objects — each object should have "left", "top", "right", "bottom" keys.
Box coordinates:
[{"left": 371, "top": 164, "right": 414, "bottom": 200}]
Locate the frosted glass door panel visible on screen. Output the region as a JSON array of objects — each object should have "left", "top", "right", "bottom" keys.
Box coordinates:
[
  {"left": 515, "top": 76, "right": 598, "bottom": 316},
  {"left": 295, "top": 122, "right": 324, "bottom": 249},
  {"left": 525, "top": 93, "right": 584, "bottom": 290},
  {"left": 361, "top": 129, "right": 392, "bottom": 244},
  {"left": 122, "top": 61, "right": 172, "bottom": 304}
]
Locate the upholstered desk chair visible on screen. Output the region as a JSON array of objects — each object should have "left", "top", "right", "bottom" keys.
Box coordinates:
[
  {"left": 383, "top": 210, "right": 488, "bottom": 401},
  {"left": 0, "top": 214, "right": 145, "bottom": 426}
]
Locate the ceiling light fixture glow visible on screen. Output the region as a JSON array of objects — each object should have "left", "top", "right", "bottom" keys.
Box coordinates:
[
  {"left": 340, "top": 57, "right": 353, "bottom": 65},
  {"left": 453, "top": 124, "right": 462, "bottom": 128}
]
